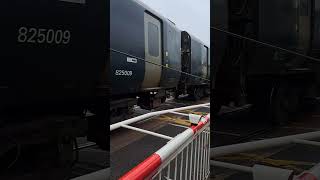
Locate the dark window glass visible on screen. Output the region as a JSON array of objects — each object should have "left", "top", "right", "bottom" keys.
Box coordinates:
[
  {"left": 202, "top": 47, "right": 207, "bottom": 65},
  {"left": 148, "top": 22, "right": 159, "bottom": 57}
]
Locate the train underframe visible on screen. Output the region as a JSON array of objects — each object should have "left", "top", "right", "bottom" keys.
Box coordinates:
[
  {"left": 176, "top": 83, "right": 210, "bottom": 101},
  {"left": 110, "top": 84, "right": 210, "bottom": 122}
]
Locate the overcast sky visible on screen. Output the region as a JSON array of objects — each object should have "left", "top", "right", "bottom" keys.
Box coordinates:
[{"left": 139, "top": 0, "right": 210, "bottom": 46}]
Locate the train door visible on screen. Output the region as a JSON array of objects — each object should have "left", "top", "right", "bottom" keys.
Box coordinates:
[
  {"left": 181, "top": 31, "right": 192, "bottom": 83},
  {"left": 142, "top": 13, "right": 162, "bottom": 89}
]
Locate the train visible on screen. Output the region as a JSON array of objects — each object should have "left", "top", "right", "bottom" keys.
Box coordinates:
[
  {"left": 0, "top": 0, "right": 209, "bottom": 178},
  {"left": 212, "top": 0, "right": 320, "bottom": 124},
  {"left": 110, "top": 0, "right": 210, "bottom": 120},
  {"left": 0, "top": 0, "right": 108, "bottom": 178}
]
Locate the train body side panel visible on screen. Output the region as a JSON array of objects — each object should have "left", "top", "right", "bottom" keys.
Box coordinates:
[
  {"left": 0, "top": 0, "right": 107, "bottom": 114},
  {"left": 211, "top": 0, "right": 229, "bottom": 90},
  {"left": 313, "top": 0, "right": 320, "bottom": 53},
  {"left": 258, "top": 0, "right": 299, "bottom": 47},
  {"left": 110, "top": 0, "right": 145, "bottom": 96},
  {"left": 247, "top": 0, "right": 302, "bottom": 76},
  {"left": 160, "top": 23, "right": 181, "bottom": 88}
]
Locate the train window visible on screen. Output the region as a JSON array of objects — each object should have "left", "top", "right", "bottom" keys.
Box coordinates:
[
  {"left": 148, "top": 22, "right": 159, "bottom": 57},
  {"left": 202, "top": 46, "right": 208, "bottom": 65}
]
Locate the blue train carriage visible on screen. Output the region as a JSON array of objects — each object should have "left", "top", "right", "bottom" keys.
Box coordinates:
[{"left": 110, "top": 0, "right": 182, "bottom": 111}]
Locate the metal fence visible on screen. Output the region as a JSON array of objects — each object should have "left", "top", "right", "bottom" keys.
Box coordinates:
[
  {"left": 151, "top": 122, "right": 210, "bottom": 180},
  {"left": 117, "top": 105, "right": 211, "bottom": 180}
]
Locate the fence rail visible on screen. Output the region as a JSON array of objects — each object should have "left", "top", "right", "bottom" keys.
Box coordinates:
[{"left": 116, "top": 106, "right": 211, "bottom": 180}]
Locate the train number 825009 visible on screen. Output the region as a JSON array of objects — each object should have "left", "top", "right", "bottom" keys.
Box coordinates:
[
  {"left": 115, "top": 70, "right": 133, "bottom": 76},
  {"left": 17, "top": 27, "right": 71, "bottom": 45}
]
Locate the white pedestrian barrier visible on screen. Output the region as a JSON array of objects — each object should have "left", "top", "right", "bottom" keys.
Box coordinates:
[{"left": 189, "top": 113, "right": 202, "bottom": 125}]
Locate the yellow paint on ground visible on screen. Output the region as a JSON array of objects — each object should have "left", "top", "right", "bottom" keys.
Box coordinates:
[
  {"left": 179, "top": 109, "right": 207, "bottom": 116},
  {"left": 158, "top": 115, "right": 191, "bottom": 127},
  {"left": 157, "top": 110, "right": 209, "bottom": 127}
]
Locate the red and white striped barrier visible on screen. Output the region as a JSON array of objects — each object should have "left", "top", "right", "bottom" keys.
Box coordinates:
[
  {"left": 119, "top": 114, "right": 210, "bottom": 180},
  {"left": 295, "top": 163, "right": 320, "bottom": 180},
  {"left": 296, "top": 173, "right": 318, "bottom": 180}
]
